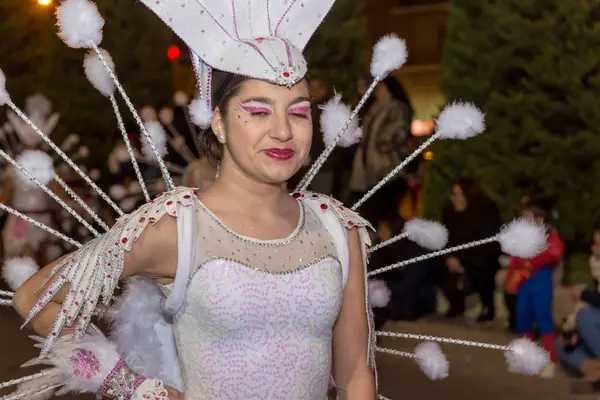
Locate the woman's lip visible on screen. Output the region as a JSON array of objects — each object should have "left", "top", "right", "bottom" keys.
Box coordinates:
[{"left": 263, "top": 148, "right": 295, "bottom": 160}]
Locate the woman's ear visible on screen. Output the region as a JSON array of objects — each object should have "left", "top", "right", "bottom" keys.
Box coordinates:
[{"left": 211, "top": 107, "right": 226, "bottom": 142}]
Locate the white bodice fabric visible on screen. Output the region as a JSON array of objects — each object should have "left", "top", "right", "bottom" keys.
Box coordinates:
[{"left": 168, "top": 199, "right": 345, "bottom": 399}]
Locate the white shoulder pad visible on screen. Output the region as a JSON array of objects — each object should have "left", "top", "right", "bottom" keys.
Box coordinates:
[
  {"left": 297, "top": 191, "right": 373, "bottom": 287},
  {"left": 23, "top": 186, "right": 198, "bottom": 357}
]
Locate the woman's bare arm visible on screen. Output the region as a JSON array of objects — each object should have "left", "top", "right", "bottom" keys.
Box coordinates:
[
  {"left": 332, "top": 228, "right": 376, "bottom": 400},
  {"left": 12, "top": 215, "right": 179, "bottom": 337}
]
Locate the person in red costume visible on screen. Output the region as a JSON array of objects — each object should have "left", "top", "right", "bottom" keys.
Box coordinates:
[{"left": 504, "top": 196, "right": 564, "bottom": 378}]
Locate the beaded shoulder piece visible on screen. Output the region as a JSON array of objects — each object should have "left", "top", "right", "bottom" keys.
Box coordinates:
[
  {"left": 22, "top": 186, "right": 199, "bottom": 357},
  {"left": 293, "top": 191, "right": 374, "bottom": 233}
]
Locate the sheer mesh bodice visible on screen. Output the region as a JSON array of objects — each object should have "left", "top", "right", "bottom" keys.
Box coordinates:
[{"left": 172, "top": 199, "right": 344, "bottom": 399}]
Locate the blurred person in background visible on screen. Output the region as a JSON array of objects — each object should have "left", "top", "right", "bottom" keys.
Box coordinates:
[
  {"left": 440, "top": 178, "right": 502, "bottom": 322},
  {"left": 348, "top": 76, "right": 413, "bottom": 226}
]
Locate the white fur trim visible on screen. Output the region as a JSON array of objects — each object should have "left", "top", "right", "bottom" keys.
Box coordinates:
[
  {"left": 436, "top": 102, "right": 485, "bottom": 140},
  {"left": 83, "top": 48, "right": 115, "bottom": 97},
  {"left": 403, "top": 219, "right": 449, "bottom": 251},
  {"left": 370, "top": 34, "right": 408, "bottom": 78},
  {"left": 13, "top": 150, "right": 55, "bottom": 189},
  {"left": 505, "top": 338, "right": 550, "bottom": 376},
  {"left": 2, "top": 256, "right": 39, "bottom": 291},
  {"left": 415, "top": 341, "right": 449, "bottom": 380},
  {"left": 368, "top": 279, "right": 391, "bottom": 308},
  {"left": 498, "top": 218, "right": 547, "bottom": 258},
  {"left": 189, "top": 97, "right": 213, "bottom": 129}
]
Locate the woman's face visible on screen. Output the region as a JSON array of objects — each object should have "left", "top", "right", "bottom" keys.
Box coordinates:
[
  {"left": 450, "top": 184, "right": 467, "bottom": 211},
  {"left": 213, "top": 78, "right": 312, "bottom": 184}
]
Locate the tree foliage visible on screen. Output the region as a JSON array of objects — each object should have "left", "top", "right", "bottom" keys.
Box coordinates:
[{"left": 425, "top": 0, "right": 600, "bottom": 247}]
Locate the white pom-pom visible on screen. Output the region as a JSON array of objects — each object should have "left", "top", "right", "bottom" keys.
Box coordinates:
[
  {"left": 368, "top": 279, "right": 391, "bottom": 308},
  {"left": 90, "top": 168, "right": 101, "bottom": 181},
  {"left": 56, "top": 0, "right": 104, "bottom": 49},
  {"left": 370, "top": 34, "right": 408, "bottom": 78},
  {"left": 159, "top": 108, "right": 174, "bottom": 125},
  {"left": 142, "top": 121, "right": 168, "bottom": 161},
  {"left": 173, "top": 91, "right": 189, "bottom": 106},
  {"left": 0, "top": 68, "right": 8, "bottom": 106},
  {"left": 415, "top": 341, "right": 449, "bottom": 380},
  {"left": 14, "top": 150, "right": 55, "bottom": 188},
  {"left": 320, "top": 94, "right": 362, "bottom": 148},
  {"left": 403, "top": 219, "right": 449, "bottom": 251},
  {"left": 140, "top": 106, "right": 157, "bottom": 122},
  {"left": 83, "top": 48, "right": 115, "bottom": 96},
  {"left": 436, "top": 102, "right": 485, "bottom": 140},
  {"left": 189, "top": 97, "right": 213, "bottom": 129},
  {"left": 497, "top": 218, "right": 547, "bottom": 258},
  {"left": 108, "top": 184, "right": 127, "bottom": 200},
  {"left": 505, "top": 338, "right": 550, "bottom": 375},
  {"left": 2, "top": 257, "right": 39, "bottom": 291}
]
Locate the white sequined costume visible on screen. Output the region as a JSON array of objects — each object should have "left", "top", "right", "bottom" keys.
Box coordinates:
[{"left": 159, "top": 193, "right": 361, "bottom": 398}]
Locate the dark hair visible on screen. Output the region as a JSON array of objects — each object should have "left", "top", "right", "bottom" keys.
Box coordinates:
[
  {"left": 453, "top": 178, "right": 492, "bottom": 209},
  {"left": 382, "top": 76, "right": 413, "bottom": 121},
  {"left": 200, "top": 69, "right": 251, "bottom": 168},
  {"left": 522, "top": 194, "right": 555, "bottom": 221}
]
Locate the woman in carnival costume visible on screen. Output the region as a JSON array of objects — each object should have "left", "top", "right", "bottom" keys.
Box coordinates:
[{"left": 0, "top": 0, "right": 554, "bottom": 399}]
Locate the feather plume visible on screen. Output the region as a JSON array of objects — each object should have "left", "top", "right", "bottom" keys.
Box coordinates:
[
  {"left": 142, "top": 121, "right": 168, "bottom": 161},
  {"left": 83, "top": 48, "right": 115, "bottom": 96},
  {"left": 320, "top": 94, "right": 362, "bottom": 148},
  {"left": 13, "top": 150, "right": 55, "bottom": 188},
  {"left": 189, "top": 97, "right": 213, "bottom": 129},
  {"left": 497, "top": 218, "right": 547, "bottom": 258},
  {"left": 403, "top": 219, "right": 449, "bottom": 251},
  {"left": 370, "top": 34, "right": 408, "bottom": 78},
  {"left": 56, "top": 0, "right": 104, "bottom": 49},
  {"left": 436, "top": 102, "right": 485, "bottom": 140},
  {"left": 2, "top": 256, "right": 40, "bottom": 291}
]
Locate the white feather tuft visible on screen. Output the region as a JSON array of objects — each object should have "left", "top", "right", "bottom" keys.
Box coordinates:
[
  {"left": 370, "top": 34, "right": 408, "bottom": 78},
  {"left": 2, "top": 256, "right": 39, "bottom": 291},
  {"left": 436, "top": 102, "right": 485, "bottom": 140},
  {"left": 108, "top": 184, "right": 127, "bottom": 200},
  {"left": 83, "top": 48, "right": 115, "bottom": 96},
  {"left": 320, "top": 94, "right": 362, "bottom": 148},
  {"left": 159, "top": 107, "right": 174, "bottom": 125},
  {"left": 403, "top": 219, "right": 449, "bottom": 250},
  {"left": 109, "top": 278, "right": 169, "bottom": 379},
  {"left": 14, "top": 150, "right": 55, "bottom": 188},
  {"left": 189, "top": 97, "right": 213, "bottom": 129},
  {"left": 368, "top": 279, "right": 391, "bottom": 308},
  {"left": 415, "top": 341, "right": 449, "bottom": 380},
  {"left": 140, "top": 106, "right": 157, "bottom": 122},
  {"left": 56, "top": 0, "right": 104, "bottom": 49},
  {"left": 23, "top": 327, "right": 121, "bottom": 395},
  {"left": 173, "top": 91, "right": 189, "bottom": 106},
  {"left": 0, "top": 68, "right": 8, "bottom": 106},
  {"left": 497, "top": 218, "right": 547, "bottom": 258},
  {"left": 142, "top": 121, "right": 168, "bottom": 161},
  {"left": 505, "top": 338, "right": 550, "bottom": 376}
]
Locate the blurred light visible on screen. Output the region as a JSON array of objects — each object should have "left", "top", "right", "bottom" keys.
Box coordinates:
[
  {"left": 411, "top": 120, "right": 435, "bottom": 136},
  {"left": 167, "top": 45, "right": 181, "bottom": 61},
  {"left": 424, "top": 151, "right": 434, "bottom": 161},
  {"left": 38, "top": 0, "right": 52, "bottom": 5}
]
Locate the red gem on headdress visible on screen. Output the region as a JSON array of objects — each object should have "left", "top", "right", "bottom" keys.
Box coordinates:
[
  {"left": 320, "top": 203, "right": 328, "bottom": 210},
  {"left": 292, "top": 192, "right": 301, "bottom": 198},
  {"left": 121, "top": 238, "right": 128, "bottom": 244},
  {"left": 283, "top": 72, "right": 290, "bottom": 78},
  {"left": 183, "top": 194, "right": 191, "bottom": 199},
  {"left": 256, "top": 37, "right": 265, "bottom": 41}
]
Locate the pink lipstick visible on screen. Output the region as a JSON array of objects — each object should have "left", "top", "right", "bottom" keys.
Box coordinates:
[{"left": 263, "top": 148, "right": 295, "bottom": 161}]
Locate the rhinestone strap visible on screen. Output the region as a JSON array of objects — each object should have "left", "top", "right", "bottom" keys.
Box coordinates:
[
  {"left": 296, "top": 76, "right": 381, "bottom": 192},
  {"left": 368, "top": 236, "right": 497, "bottom": 277},
  {"left": 0, "top": 203, "right": 82, "bottom": 248},
  {"left": 109, "top": 94, "right": 150, "bottom": 202},
  {"left": 5, "top": 98, "right": 124, "bottom": 216},
  {"left": 352, "top": 132, "right": 440, "bottom": 210},
  {"left": 0, "top": 148, "right": 100, "bottom": 237},
  {"left": 376, "top": 346, "right": 416, "bottom": 358},
  {"left": 376, "top": 331, "right": 509, "bottom": 351},
  {"left": 96, "top": 359, "right": 147, "bottom": 400},
  {"left": 54, "top": 175, "right": 110, "bottom": 231},
  {"left": 91, "top": 44, "right": 174, "bottom": 191},
  {"left": 368, "top": 232, "right": 409, "bottom": 254},
  {"left": 0, "top": 371, "right": 47, "bottom": 390}
]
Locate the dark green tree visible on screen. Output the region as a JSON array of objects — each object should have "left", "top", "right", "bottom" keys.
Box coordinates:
[
  {"left": 1, "top": 1, "right": 174, "bottom": 166},
  {"left": 425, "top": 0, "right": 600, "bottom": 247},
  {"left": 304, "top": 0, "right": 367, "bottom": 102}
]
